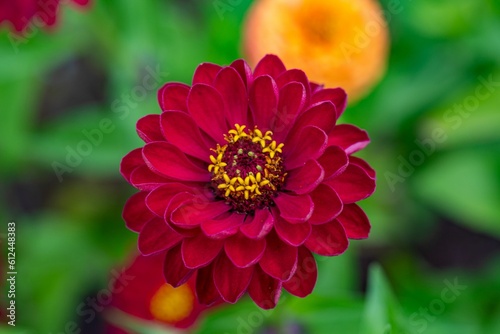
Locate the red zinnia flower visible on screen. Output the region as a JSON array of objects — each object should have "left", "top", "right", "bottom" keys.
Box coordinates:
[
  {"left": 0, "top": 0, "right": 90, "bottom": 33},
  {"left": 107, "top": 254, "right": 209, "bottom": 333},
  {"left": 121, "top": 55, "right": 375, "bottom": 309}
]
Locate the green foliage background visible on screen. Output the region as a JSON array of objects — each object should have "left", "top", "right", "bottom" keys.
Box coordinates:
[{"left": 0, "top": 0, "right": 499, "bottom": 333}]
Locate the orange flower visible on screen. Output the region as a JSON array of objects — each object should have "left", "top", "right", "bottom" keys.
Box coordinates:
[{"left": 243, "top": 0, "right": 389, "bottom": 102}]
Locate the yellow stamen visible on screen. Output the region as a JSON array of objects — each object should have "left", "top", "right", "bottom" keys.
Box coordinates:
[{"left": 150, "top": 283, "right": 194, "bottom": 323}]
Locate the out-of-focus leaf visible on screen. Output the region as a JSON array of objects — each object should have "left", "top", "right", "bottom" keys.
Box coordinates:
[
  {"left": 412, "top": 149, "right": 500, "bottom": 238},
  {"left": 360, "top": 264, "right": 409, "bottom": 334}
]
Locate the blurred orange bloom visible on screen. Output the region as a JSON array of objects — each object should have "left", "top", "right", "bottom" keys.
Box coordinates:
[{"left": 244, "top": 0, "right": 389, "bottom": 102}]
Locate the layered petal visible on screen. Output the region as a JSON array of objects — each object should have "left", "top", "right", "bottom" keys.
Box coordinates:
[
  {"left": 249, "top": 75, "right": 278, "bottom": 130},
  {"left": 158, "top": 83, "right": 190, "bottom": 112},
  {"left": 328, "top": 124, "right": 370, "bottom": 154},
  {"left": 274, "top": 216, "right": 311, "bottom": 247},
  {"left": 181, "top": 234, "right": 224, "bottom": 269},
  {"left": 120, "top": 148, "right": 144, "bottom": 182},
  {"left": 305, "top": 220, "right": 349, "bottom": 256},
  {"left": 293, "top": 101, "right": 337, "bottom": 135},
  {"left": 230, "top": 59, "right": 254, "bottom": 88},
  {"left": 240, "top": 209, "right": 274, "bottom": 239},
  {"left": 196, "top": 263, "right": 220, "bottom": 306},
  {"left": 273, "top": 82, "right": 306, "bottom": 142},
  {"left": 187, "top": 84, "right": 229, "bottom": 142},
  {"left": 138, "top": 217, "right": 183, "bottom": 255},
  {"left": 225, "top": 233, "right": 266, "bottom": 268},
  {"left": 285, "top": 160, "right": 324, "bottom": 195},
  {"left": 284, "top": 126, "right": 328, "bottom": 169},
  {"left": 123, "top": 192, "right": 154, "bottom": 232},
  {"left": 337, "top": 204, "right": 371, "bottom": 239},
  {"left": 214, "top": 254, "right": 254, "bottom": 303},
  {"left": 274, "top": 193, "right": 314, "bottom": 224},
  {"left": 161, "top": 111, "right": 213, "bottom": 161},
  {"left": 143, "top": 142, "right": 210, "bottom": 182},
  {"left": 145, "top": 183, "right": 194, "bottom": 217},
  {"left": 192, "top": 63, "right": 222, "bottom": 85},
  {"left": 248, "top": 266, "right": 282, "bottom": 309},
  {"left": 259, "top": 231, "right": 298, "bottom": 281},
  {"left": 317, "top": 146, "right": 349, "bottom": 180},
  {"left": 253, "top": 54, "right": 286, "bottom": 79},
  {"left": 310, "top": 88, "right": 347, "bottom": 118},
  {"left": 214, "top": 67, "right": 248, "bottom": 126},
  {"left": 164, "top": 245, "right": 194, "bottom": 287},
  {"left": 283, "top": 247, "right": 317, "bottom": 297},
  {"left": 201, "top": 212, "right": 245, "bottom": 238},
  {"left": 326, "top": 163, "right": 376, "bottom": 204},
  {"left": 309, "top": 184, "right": 343, "bottom": 225},
  {"left": 171, "top": 200, "right": 230, "bottom": 228},
  {"left": 136, "top": 114, "right": 164, "bottom": 142},
  {"left": 129, "top": 165, "right": 172, "bottom": 191}
]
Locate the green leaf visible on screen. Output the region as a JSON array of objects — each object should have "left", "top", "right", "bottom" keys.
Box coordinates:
[
  {"left": 412, "top": 149, "right": 500, "bottom": 237},
  {"left": 360, "top": 264, "right": 409, "bottom": 334}
]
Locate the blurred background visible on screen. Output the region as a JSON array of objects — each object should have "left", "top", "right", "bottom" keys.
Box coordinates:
[{"left": 1, "top": 0, "right": 500, "bottom": 333}]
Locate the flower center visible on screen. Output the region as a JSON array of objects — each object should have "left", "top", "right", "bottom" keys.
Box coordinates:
[
  {"left": 149, "top": 283, "right": 194, "bottom": 323},
  {"left": 208, "top": 124, "right": 287, "bottom": 214}
]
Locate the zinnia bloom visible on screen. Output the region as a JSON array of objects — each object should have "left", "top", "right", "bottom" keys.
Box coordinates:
[
  {"left": 107, "top": 254, "right": 208, "bottom": 332},
  {"left": 0, "top": 0, "right": 89, "bottom": 33},
  {"left": 121, "top": 54, "right": 375, "bottom": 309},
  {"left": 243, "top": 0, "right": 388, "bottom": 101}
]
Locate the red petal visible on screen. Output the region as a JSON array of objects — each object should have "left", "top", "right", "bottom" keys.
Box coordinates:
[
  {"left": 214, "top": 67, "right": 248, "bottom": 126},
  {"left": 145, "top": 183, "right": 194, "bottom": 217},
  {"left": 201, "top": 212, "right": 245, "bottom": 238},
  {"left": 230, "top": 59, "right": 254, "bottom": 88},
  {"left": 284, "top": 126, "right": 328, "bottom": 170},
  {"left": 293, "top": 101, "right": 337, "bottom": 135},
  {"left": 181, "top": 234, "right": 223, "bottom": 268},
  {"left": 305, "top": 220, "right": 349, "bottom": 256},
  {"left": 283, "top": 247, "right": 317, "bottom": 297},
  {"left": 158, "top": 83, "right": 190, "bottom": 112},
  {"left": 120, "top": 148, "right": 143, "bottom": 182},
  {"left": 225, "top": 233, "right": 266, "bottom": 268},
  {"left": 310, "top": 88, "right": 347, "bottom": 118},
  {"left": 249, "top": 75, "right": 278, "bottom": 131},
  {"left": 196, "top": 263, "right": 220, "bottom": 306},
  {"left": 192, "top": 63, "right": 222, "bottom": 85},
  {"left": 248, "top": 265, "right": 282, "bottom": 309},
  {"left": 164, "top": 245, "right": 194, "bottom": 287},
  {"left": 253, "top": 54, "right": 287, "bottom": 79},
  {"left": 259, "top": 230, "right": 298, "bottom": 281},
  {"left": 326, "top": 163, "right": 376, "bottom": 204},
  {"left": 310, "top": 82, "right": 324, "bottom": 93},
  {"left": 285, "top": 160, "right": 324, "bottom": 195},
  {"left": 328, "top": 124, "right": 370, "bottom": 154},
  {"left": 160, "top": 111, "right": 213, "bottom": 161},
  {"left": 274, "top": 193, "right": 314, "bottom": 224},
  {"left": 276, "top": 69, "right": 311, "bottom": 101},
  {"left": 138, "top": 217, "right": 183, "bottom": 255},
  {"left": 122, "top": 191, "right": 154, "bottom": 232},
  {"left": 337, "top": 204, "right": 371, "bottom": 239},
  {"left": 129, "top": 165, "right": 172, "bottom": 191},
  {"left": 309, "top": 184, "right": 343, "bottom": 225},
  {"left": 272, "top": 82, "right": 306, "bottom": 143},
  {"left": 143, "top": 142, "right": 210, "bottom": 182},
  {"left": 187, "top": 84, "right": 229, "bottom": 143},
  {"left": 136, "top": 114, "right": 164, "bottom": 142},
  {"left": 274, "top": 216, "right": 311, "bottom": 247},
  {"left": 214, "top": 254, "right": 254, "bottom": 303},
  {"left": 318, "top": 146, "right": 349, "bottom": 180},
  {"left": 171, "top": 200, "right": 230, "bottom": 228},
  {"left": 349, "top": 156, "right": 376, "bottom": 179},
  {"left": 240, "top": 209, "right": 274, "bottom": 239}
]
